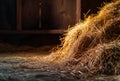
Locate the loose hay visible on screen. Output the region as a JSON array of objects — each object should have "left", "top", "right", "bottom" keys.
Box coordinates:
[{"left": 45, "top": 0, "right": 120, "bottom": 75}]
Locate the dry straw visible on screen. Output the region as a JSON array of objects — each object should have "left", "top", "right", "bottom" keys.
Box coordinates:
[{"left": 45, "top": 0, "right": 120, "bottom": 75}]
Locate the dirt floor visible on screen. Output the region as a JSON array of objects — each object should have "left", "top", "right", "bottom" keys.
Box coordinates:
[{"left": 0, "top": 45, "right": 119, "bottom": 81}]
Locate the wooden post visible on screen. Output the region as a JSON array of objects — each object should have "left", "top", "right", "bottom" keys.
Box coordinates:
[
  {"left": 17, "top": 0, "right": 22, "bottom": 31},
  {"left": 39, "top": 1, "right": 42, "bottom": 29},
  {"left": 76, "top": 0, "right": 81, "bottom": 23}
]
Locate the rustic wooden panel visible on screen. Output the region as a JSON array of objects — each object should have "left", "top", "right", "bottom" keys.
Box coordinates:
[
  {"left": 21, "top": 0, "right": 78, "bottom": 30},
  {"left": 76, "top": 0, "right": 81, "bottom": 23},
  {"left": 41, "top": 0, "right": 53, "bottom": 29},
  {"left": 0, "top": 0, "right": 16, "bottom": 30},
  {"left": 41, "top": 0, "right": 76, "bottom": 29},
  {"left": 22, "top": 0, "right": 39, "bottom": 30},
  {"left": 61, "top": 0, "right": 76, "bottom": 29},
  {"left": 17, "top": 0, "right": 22, "bottom": 31}
]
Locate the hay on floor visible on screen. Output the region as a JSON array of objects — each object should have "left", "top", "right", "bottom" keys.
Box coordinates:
[{"left": 44, "top": 0, "right": 120, "bottom": 75}]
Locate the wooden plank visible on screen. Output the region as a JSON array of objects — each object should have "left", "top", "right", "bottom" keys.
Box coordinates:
[
  {"left": 76, "top": 0, "right": 81, "bottom": 23},
  {"left": 41, "top": 0, "right": 76, "bottom": 29},
  {"left": 0, "top": 30, "right": 66, "bottom": 34},
  {"left": 22, "top": 0, "right": 39, "bottom": 30},
  {"left": 59, "top": 0, "right": 76, "bottom": 28},
  {"left": 17, "top": 0, "right": 22, "bottom": 31},
  {"left": 39, "top": 1, "right": 42, "bottom": 29}
]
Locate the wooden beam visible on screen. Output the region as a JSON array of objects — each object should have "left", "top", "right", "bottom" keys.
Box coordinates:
[
  {"left": 76, "top": 0, "right": 81, "bottom": 23},
  {"left": 0, "top": 30, "right": 66, "bottom": 34},
  {"left": 17, "top": 0, "right": 22, "bottom": 31}
]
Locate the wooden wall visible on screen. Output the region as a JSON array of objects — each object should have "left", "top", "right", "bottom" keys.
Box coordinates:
[
  {"left": 21, "top": 0, "right": 111, "bottom": 30},
  {"left": 41, "top": 0, "right": 76, "bottom": 29},
  {"left": 0, "top": 0, "right": 16, "bottom": 30},
  {"left": 0, "top": 0, "right": 112, "bottom": 30},
  {"left": 22, "top": 0, "right": 39, "bottom": 30},
  {"left": 21, "top": 0, "right": 77, "bottom": 30}
]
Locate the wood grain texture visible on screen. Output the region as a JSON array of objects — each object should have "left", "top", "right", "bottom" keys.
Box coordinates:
[{"left": 17, "top": 0, "right": 22, "bottom": 31}]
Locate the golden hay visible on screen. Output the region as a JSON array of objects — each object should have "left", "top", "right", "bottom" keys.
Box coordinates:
[
  {"left": 45, "top": 0, "right": 120, "bottom": 75},
  {"left": 69, "top": 40, "right": 120, "bottom": 75}
]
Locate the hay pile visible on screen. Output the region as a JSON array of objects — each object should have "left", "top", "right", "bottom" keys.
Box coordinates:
[{"left": 45, "top": 0, "right": 120, "bottom": 75}]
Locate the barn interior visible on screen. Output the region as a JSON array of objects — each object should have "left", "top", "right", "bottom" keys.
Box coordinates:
[
  {"left": 0, "top": 0, "right": 120, "bottom": 81},
  {"left": 0, "top": 0, "right": 110, "bottom": 46}
]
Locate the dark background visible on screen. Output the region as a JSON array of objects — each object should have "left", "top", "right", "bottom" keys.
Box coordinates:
[
  {"left": 0, "top": 0, "right": 16, "bottom": 30},
  {"left": 0, "top": 0, "right": 111, "bottom": 46}
]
